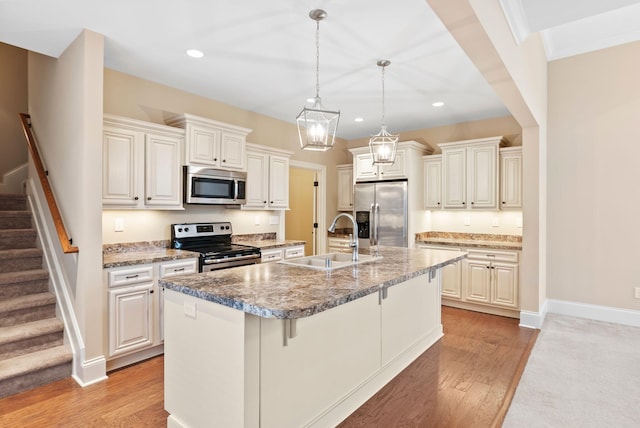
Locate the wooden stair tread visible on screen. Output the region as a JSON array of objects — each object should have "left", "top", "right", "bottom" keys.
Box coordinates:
[
  {"left": 0, "top": 345, "right": 72, "bottom": 381},
  {"left": 0, "top": 269, "right": 48, "bottom": 285},
  {"left": 0, "top": 318, "right": 64, "bottom": 346},
  {"left": 0, "top": 292, "right": 55, "bottom": 313}
]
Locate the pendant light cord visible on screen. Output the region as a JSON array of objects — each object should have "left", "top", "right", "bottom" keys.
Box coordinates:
[
  {"left": 315, "top": 19, "right": 321, "bottom": 99},
  {"left": 381, "top": 64, "right": 386, "bottom": 126}
]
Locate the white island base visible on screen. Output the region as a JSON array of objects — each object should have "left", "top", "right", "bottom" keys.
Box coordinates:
[{"left": 164, "top": 272, "right": 442, "bottom": 428}]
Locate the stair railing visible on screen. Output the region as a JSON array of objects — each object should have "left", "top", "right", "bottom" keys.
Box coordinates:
[{"left": 19, "top": 113, "right": 79, "bottom": 254}]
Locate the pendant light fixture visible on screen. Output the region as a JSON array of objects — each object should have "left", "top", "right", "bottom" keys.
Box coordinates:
[
  {"left": 297, "top": 9, "right": 340, "bottom": 151},
  {"left": 369, "top": 60, "right": 399, "bottom": 165}
]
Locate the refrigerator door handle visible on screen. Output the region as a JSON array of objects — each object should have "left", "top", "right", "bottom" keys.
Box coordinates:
[
  {"left": 375, "top": 204, "right": 380, "bottom": 245},
  {"left": 369, "top": 203, "right": 375, "bottom": 246}
]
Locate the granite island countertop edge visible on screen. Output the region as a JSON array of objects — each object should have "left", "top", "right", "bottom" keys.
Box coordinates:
[{"left": 160, "top": 247, "right": 467, "bottom": 320}]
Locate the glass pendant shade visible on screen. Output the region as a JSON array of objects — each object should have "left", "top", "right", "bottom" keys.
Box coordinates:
[
  {"left": 297, "top": 97, "right": 340, "bottom": 151},
  {"left": 297, "top": 9, "right": 340, "bottom": 151},
  {"left": 369, "top": 59, "right": 398, "bottom": 165}
]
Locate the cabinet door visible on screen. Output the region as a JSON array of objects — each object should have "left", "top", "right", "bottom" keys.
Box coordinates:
[
  {"left": 378, "top": 149, "right": 406, "bottom": 179},
  {"left": 103, "top": 127, "right": 141, "bottom": 207},
  {"left": 145, "top": 133, "right": 182, "bottom": 207},
  {"left": 442, "top": 147, "right": 467, "bottom": 208},
  {"left": 354, "top": 153, "right": 378, "bottom": 181},
  {"left": 441, "top": 259, "right": 462, "bottom": 299},
  {"left": 108, "top": 283, "right": 153, "bottom": 357},
  {"left": 464, "top": 260, "right": 491, "bottom": 304},
  {"left": 244, "top": 151, "right": 269, "bottom": 208},
  {"left": 423, "top": 157, "right": 442, "bottom": 209},
  {"left": 284, "top": 245, "right": 304, "bottom": 259},
  {"left": 268, "top": 155, "right": 289, "bottom": 209},
  {"left": 337, "top": 166, "right": 353, "bottom": 211},
  {"left": 491, "top": 263, "right": 519, "bottom": 308},
  {"left": 186, "top": 123, "right": 221, "bottom": 166},
  {"left": 220, "top": 132, "right": 246, "bottom": 170},
  {"left": 500, "top": 149, "right": 522, "bottom": 209},
  {"left": 468, "top": 144, "right": 498, "bottom": 209}
]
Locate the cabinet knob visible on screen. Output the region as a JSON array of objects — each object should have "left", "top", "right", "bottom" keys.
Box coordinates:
[
  {"left": 134, "top": 196, "right": 139, "bottom": 201},
  {"left": 222, "top": 159, "right": 226, "bottom": 163},
  {"left": 502, "top": 201, "right": 506, "bottom": 204},
  {"left": 462, "top": 202, "right": 466, "bottom": 205},
  {"left": 147, "top": 197, "right": 152, "bottom": 200},
  {"left": 150, "top": 290, "right": 154, "bottom": 294},
  {"left": 270, "top": 201, "right": 274, "bottom": 204},
  {"left": 263, "top": 200, "right": 267, "bottom": 204},
  {"left": 437, "top": 202, "right": 440, "bottom": 205},
  {"left": 214, "top": 158, "right": 218, "bottom": 161}
]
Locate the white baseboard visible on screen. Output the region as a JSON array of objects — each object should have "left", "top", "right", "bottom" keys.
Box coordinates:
[
  {"left": 546, "top": 299, "right": 640, "bottom": 328},
  {"left": 73, "top": 354, "right": 108, "bottom": 387}
]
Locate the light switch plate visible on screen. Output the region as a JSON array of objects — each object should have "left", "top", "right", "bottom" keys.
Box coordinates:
[
  {"left": 634, "top": 287, "right": 640, "bottom": 299},
  {"left": 114, "top": 217, "right": 124, "bottom": 232}
]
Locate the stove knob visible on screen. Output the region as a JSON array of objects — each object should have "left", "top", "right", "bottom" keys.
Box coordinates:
[
  {"left": 225, "top": 225, "right": 230, "bottom": 230},
  {"left": 185, "top": 227, "right": 190, "bottom": 232},
  {"left": 220, "top": 226, "right": 224, "bottom": 230},
  {"left": 177, "top": 228, "right": 183, "bottom": 232}
]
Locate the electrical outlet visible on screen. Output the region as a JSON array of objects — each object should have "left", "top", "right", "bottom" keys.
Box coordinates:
[
  {"left": 114, "top": 217, "right": 124, "bottom": 232},
  {"left": 634, "top": 287, "right": 640, "bottom": 299},
  {"left": 492, "top": 216, "right": 500, "bottom": 227},
  {"left": 254, "top": 215, "right": 260, "bottom": 226},
  {"left": 184, "top": 301, "right": 197, "bottom": 318},
  {"left": 269, "top": 216, "right": 279, "bottom": 225},
  {"left": 464, "top": 215, "right": 471, "bottom": 226}
]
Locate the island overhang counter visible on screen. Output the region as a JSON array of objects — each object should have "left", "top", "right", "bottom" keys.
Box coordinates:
[{"left": 160, "top": 246, "right": 466, "bottom": 428}]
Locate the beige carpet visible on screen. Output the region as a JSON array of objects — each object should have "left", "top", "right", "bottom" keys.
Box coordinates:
[{"left": 503, "top": 314, "right": 640, "bottom": 427}]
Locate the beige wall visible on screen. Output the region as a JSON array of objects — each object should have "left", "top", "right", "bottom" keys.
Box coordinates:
[
  {"left": 102, "top": 69, "right": 350, "bottom": 243},
  {"left": 547, "top": 41, "right": 640, "bottom": 311},
  {"left": 28, "top": 30, "right": 105, "bottom": 361},
  {"left": 0, "top": 42, "right": 28, "bottom": 179}
]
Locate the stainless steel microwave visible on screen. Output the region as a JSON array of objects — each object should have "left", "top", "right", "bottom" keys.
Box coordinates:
[{"left": 183, "top": 166, "right": 247, "bottom": 205}]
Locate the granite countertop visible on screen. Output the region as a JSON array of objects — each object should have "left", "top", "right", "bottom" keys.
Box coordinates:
[
  {"left": 415, "top": 231, "right": 522, "bottom": 250},
  {"left": 235, "top": 239, "right": 306, "bottom": 250},
  {"left": 103, "top": 241, "right": 199, "bottom": 269},
  {"left": 159, "top": 246, "right": 466, "bottom": 320}
]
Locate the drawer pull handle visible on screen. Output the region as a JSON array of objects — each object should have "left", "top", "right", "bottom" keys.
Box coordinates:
[
  {"left": 125, "top": 274, "right": 139, "bottom": 279},
  {"left": 174, "top": 268, "right": 185, "bottom": 272}
]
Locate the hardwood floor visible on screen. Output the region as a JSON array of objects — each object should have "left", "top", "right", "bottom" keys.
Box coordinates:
[{"left": 0, "top": 307, "right": 537, "bottom": 427}]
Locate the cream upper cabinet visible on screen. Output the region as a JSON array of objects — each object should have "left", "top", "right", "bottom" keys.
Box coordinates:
[
  {"left": 243, "top": 143, "right": 292, "bottom": 210},
  {"left": 103, "top": 115, "right": 184, "bottom": 210},
  {"left": 439, "top": 136, "right": 507, "bottom": 210},
  {"left": 500, "top": 147, "right": 523, "bottom": 209},
  {"left": 350, "top": 141, "right": 432, "bottom": 183},
  {"left": 422, "top": 155, "right": 442, "bottom": 209},
  {"left": 165, "top": 113, "right": 251, "bottom": 171},
  {"left": 337, "top": 164, "right": 353, "bottom": 211},
  {"left": 352, "top": 150, "right": 407, "bottom": 181}
]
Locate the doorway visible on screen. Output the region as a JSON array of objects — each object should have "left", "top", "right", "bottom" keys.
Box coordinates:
[{"left": 285, "top": 161, "right": 326, "bottom": 256}]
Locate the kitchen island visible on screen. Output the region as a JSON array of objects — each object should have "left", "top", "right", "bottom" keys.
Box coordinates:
[{"left": 160, "top": 246, "right": 466, "bottom": 428}]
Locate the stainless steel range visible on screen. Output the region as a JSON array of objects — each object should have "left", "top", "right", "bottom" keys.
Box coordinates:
[{"left": 170, "top": 222, "right": 261, "bottom": 272}]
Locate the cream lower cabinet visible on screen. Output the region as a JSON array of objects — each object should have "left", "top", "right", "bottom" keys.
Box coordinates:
[
  {"left": 106, "top": 258, "right": 197, "bottom": 369},
  {"left": 419, "top": 244, "right": 519, "bottom": 317},
  {"left": 261, "top": 245, "right": 305, "bottom": 263},
  {"left": 103, "top": 115, "right": 184, "bottom": 209},
  {"left": 244, "top": 143, "right": 292, "bottom": 210},
  {"left": 328, "top": 237, "right": 352, "bottom": 253}
]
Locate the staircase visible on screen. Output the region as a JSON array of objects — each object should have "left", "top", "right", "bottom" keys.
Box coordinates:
[{"left": 0, "top": 193, "right": 72, "bottom": 399}]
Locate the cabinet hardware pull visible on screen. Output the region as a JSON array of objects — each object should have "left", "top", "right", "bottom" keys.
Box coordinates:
[
  {"left": 214, "top": 158, "right": 217, "bottom": 161},
  {"left": 471, "top": 201, "right": 474, "bottom": 205},
  {"left": 174, "top": 268, "right": 185, "bottom": 272},
  {"left": 147, "top": 197, "right": 152, "bottom": 200},
  {"left": 462, "top": 202, "right": 466, "bottom": 205},
  {"left": 270, "top": 201, "right": 273, "bottom": 204},
  {"left": 125, "top": 274, "right": 139, "bottom": 279},
  {"left": 502, "top": 201, "right": 506, "bottom": 204},
  {"left": 150, "top": 290, "right": 154, "bottom": 294},
  {"left": 134, "top": 196, "right": 139, "bottom": 201},
  {"left": 222, "top": 159, "right": 226, "bottom": 163}
]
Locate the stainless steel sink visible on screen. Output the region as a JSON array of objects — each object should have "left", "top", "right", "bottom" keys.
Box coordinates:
[{"left": 277, "top": 252, "right": 381, "bottom": 270}]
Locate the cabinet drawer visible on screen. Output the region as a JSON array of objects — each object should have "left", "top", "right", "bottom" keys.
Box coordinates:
[
  {"left": 261, "top": 248, "right": 283, "bottom": 263},
  {"left": 466, "top": 248, "right": 518, "bottom": 263},
  {"left": 159, "top": 259, "right": 198, "bottom": 278},
  {"left": 108, "top": 265, "right": 154, "bottom": 288},
  {"left": 284, "top": 246, "right": 305, "bottom": 259}
]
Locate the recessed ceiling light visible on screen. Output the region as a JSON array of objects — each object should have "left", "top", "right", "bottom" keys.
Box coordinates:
[
  {"left": 432, "top": 101, "right": 445, "bottom": 107},
  {"left": 354, "top": 117, "right": 364, "bottom": 122},
  {"left": 186, "top": 49, "right": 204, "bottom": 58}
]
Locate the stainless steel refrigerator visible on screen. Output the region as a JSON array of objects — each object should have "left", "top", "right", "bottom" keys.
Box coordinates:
[{"left": 354, "top": 180, "right": 408, "bottom": 249}]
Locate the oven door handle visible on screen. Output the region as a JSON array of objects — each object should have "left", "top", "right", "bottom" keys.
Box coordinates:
[{"left": 203, "top": 254, "right": 260, "bottom": 264}]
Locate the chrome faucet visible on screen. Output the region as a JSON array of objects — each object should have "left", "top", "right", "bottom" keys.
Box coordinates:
[{"left": 328, "top": 213, "right": 359, "bottom": 262}]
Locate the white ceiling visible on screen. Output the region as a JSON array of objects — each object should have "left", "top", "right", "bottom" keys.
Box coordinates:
[{"left": 2, "top": 0, "right": 640, "bottom": 140}]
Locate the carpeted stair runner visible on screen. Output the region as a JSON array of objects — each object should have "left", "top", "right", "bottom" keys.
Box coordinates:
[{"left": 0, "top": 193, "right": 71, "bottom": 399}]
